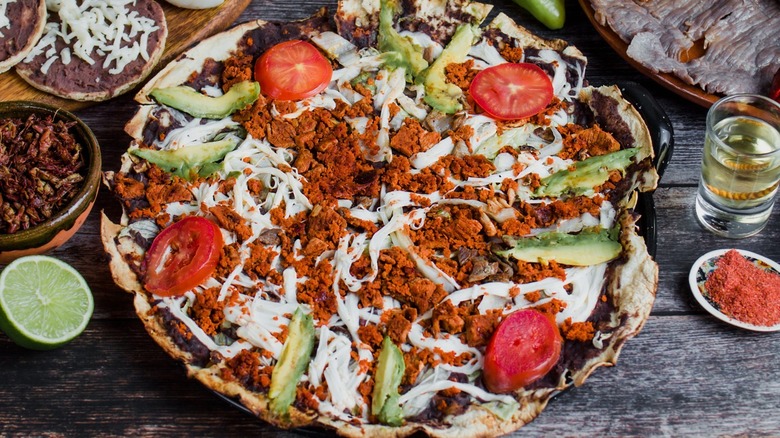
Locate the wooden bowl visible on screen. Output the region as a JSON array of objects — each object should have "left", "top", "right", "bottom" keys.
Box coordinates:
[{"left": 0, "top": 101, "right": 101, "bottom": 264}]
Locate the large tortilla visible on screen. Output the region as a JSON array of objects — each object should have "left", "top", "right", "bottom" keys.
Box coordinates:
[{"left": 101, "top": 1, "right": 659, "bottom": 436}]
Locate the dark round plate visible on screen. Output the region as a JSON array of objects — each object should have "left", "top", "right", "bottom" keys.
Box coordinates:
[{"left": 620, "top": 81, "right": 674, "bottom": 258}]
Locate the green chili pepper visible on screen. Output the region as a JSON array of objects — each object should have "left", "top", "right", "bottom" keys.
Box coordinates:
[{"left": 512, "top": 0, "right": 565, "bottom": 30}]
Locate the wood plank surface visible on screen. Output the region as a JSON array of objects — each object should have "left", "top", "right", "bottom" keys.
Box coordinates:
[
  {"left": 0, "top": 0, "right": 250, "bottom": 111},
  {"left": 3, "top": 316, "right": 780, "bottom": 436},
  {"left": 2, "top": 0, "right": 780, "bottom": 436}
]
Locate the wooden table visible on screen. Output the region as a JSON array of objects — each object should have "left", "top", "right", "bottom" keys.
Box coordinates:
[{"left": 2, "top": 0, "right": 779, "bottom": 435}]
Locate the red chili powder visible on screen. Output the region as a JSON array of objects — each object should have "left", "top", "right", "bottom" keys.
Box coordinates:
[{"left": 705, "top": 250, "right": 780, "bottom": 326}]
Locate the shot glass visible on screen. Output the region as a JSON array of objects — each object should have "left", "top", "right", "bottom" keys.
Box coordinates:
[{"left": 696, "top": 94, "right": 780, "bottom": 238}]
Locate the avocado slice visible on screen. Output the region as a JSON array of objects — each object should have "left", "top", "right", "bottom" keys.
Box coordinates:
[
  {"left": 418, "top": 24, "right": 479, "bottom": 114},
  {"left": 496, "top": 227, "right": 622, "bottom": 266},
  {"left": 535, "top": 148, "right": 639, "bottom": 198},
  {"left": 371, "top": 336, "right": 405, "bottom": 426},
  {"left": 130, "top": 138, "right": 239, "bottom": 180},
  {"left": 378, "top": 0, "right": 429, "bottom": 81},
  {"left": 149, "top": 80, "right": 260, "bottom": 119},
  {"left": 269, "top": 308, "right": 315, "bottom": 418}
]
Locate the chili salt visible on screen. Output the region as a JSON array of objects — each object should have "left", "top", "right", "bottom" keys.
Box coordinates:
[{"left": 705, "top": 250, "right": 780, "bottom": 326}]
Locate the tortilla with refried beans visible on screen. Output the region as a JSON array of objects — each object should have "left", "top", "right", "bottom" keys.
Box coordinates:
[{"left": 16, "top": 0, "right": 167, "bottom": 101}]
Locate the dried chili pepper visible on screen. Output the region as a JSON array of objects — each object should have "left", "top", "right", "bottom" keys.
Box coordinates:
[{"left": 0, "top": 114, "right": 84, "bottom": 234}]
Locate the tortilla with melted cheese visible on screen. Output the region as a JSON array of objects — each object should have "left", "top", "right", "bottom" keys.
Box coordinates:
[{"left": 101, "top": 1, "right": 659, "bottom": 435}]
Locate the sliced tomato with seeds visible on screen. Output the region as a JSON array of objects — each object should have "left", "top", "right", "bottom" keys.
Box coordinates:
[
  {"left": 470, "top": 63, "right": 554, "bottom": 120},
  {"left": 254, "top": 40, "right": 333, "bottom": 101},
  {"left": 143, "top": 216, "right": 224, "bottom": 297},
  {"left": 482, "top": 308, "right": 562, "bottom": 393}
]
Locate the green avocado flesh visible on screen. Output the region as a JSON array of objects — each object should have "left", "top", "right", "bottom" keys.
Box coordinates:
[
  {"left": 372, "top": 336, "right": 405, "bottom": 426},
  {"left": 420, "top": 24, "right": 478, "bottom": 114},
  {"left": 269, "top": 308, "right": 315, "bottom": 418},
  {"left": 535, "top": 148, "right": 639, "bottom": 198},
  {"left": 130, "top": 138, "right": 239, "bottom": 180},
  {"left": 149, "top": 80, "right": 260, "bottom": 119},
  {"left": 378, "top": 0, "right": 428, "bottom": 80},
  {"left": 496, "top": 227, "right": 622, "bottom": 266}
]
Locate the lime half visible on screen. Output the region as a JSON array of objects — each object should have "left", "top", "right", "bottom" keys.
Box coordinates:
[{"left": 0, "top": 255, "right": 93, "bottom": 350}]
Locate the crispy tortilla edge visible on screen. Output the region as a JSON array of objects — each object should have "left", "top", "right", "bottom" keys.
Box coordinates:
[
  {"left": 488, "top": 12, "right": 585, "bottom": 60},
  {"left": 100, "top": 211, "right": 143, "bottom": 295},
  {"left": 580, "top": 85, "right": 660, "bottom": 193},
  {"left": 134, "top": 18, "right": 266, "bottom": 104}
]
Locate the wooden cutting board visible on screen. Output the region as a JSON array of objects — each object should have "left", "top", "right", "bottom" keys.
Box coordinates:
[{"left": 0, "top": 0, "right": 251, "bottom": 111}]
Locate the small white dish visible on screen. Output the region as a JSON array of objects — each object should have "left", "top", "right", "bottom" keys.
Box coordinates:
[{"left": 689, "top": 249, "right": 780, "bottom": 332}]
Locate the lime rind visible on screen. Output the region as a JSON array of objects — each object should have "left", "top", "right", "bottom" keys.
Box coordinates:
[{"left": 0, "top": 255, "right": 94, "bottom": 349}]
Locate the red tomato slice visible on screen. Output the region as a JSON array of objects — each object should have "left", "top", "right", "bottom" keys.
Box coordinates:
[
  {"left": 470, "top": 63, "right": 554, "bottom": 120},
  {"left": 254, "top": 40, "right": 333, "bottom": 101},
  {"left": 143, "top": 216, "right": 224, "bottom": 297},
  {"left": 482, "top": 308, "right": 562, "bottom": 393}
]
